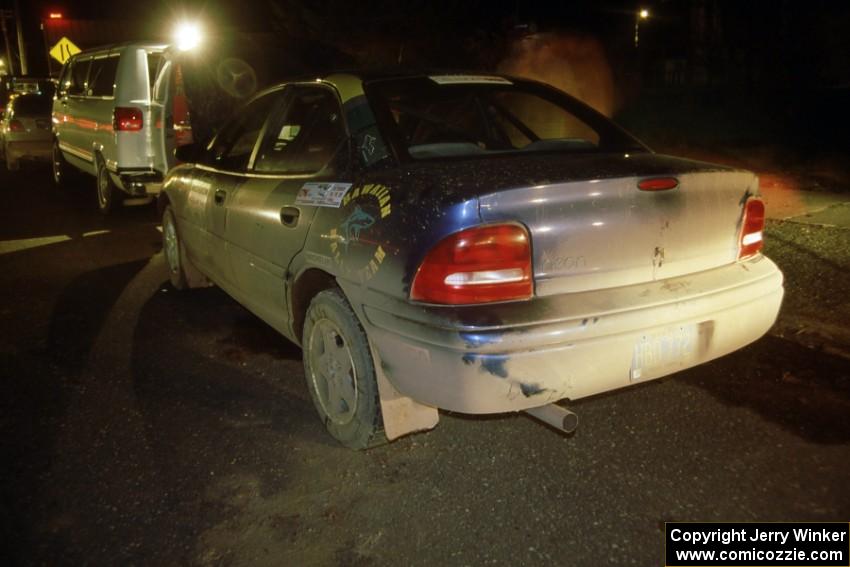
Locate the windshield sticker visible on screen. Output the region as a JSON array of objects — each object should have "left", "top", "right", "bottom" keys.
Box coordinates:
[
  {"left": 429, "top": 75, "right": 513, "bottom": 85},
  {"left": 295, "top": 182, "right": 352, "bottom": 208}
]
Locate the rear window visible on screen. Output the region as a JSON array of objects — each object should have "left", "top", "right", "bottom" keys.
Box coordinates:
[
  {"left": 365, "top": 76, "right": 645, "bottom": 160},
  {"left": 147, "top": 53, "right": 163, "bottom": 90},
  {"left": 13, "top": 94, "right": 52, "bottom": 117}
]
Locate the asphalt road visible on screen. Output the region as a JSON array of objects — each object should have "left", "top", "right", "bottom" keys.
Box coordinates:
[{"left": 1, "top": 163, "right": 849, "bottom": 566}]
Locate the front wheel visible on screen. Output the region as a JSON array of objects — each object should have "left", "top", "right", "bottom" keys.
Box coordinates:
[
  {"left": 96, "top": 156, "right": 122, "bottom": 214},
  {"left": 302, "top": 289, "right": 386, "bottom": 449}
]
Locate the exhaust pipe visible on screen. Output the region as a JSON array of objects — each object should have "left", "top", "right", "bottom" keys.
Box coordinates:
[{"left": 525, "top": 404, "right": 578, "bottom": 434}]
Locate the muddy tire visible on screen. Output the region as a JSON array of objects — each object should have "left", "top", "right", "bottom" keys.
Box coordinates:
[
  {"left": 302, "top": 289, "right": 386, "bottom": 450},
  {"left": 96, "top": 155, "right": 122, "bottom": 214}
]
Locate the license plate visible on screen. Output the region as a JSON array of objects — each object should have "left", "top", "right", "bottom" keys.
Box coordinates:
[{"left": 630, "top": 324, "right": 698, "bottom": 381}]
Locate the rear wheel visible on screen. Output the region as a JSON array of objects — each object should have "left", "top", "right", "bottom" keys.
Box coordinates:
[
  {"left": 302, "top": 289, "right": 386, "bottom": 449},
  {"left": 96, "top": 156, "right": 122, "bottom": 214},
  {"left": 52, "top": 140, "right": 71, "bottom": 188},
  {"left": 162, "top": 205, "right": 188, "bottom": 290}
]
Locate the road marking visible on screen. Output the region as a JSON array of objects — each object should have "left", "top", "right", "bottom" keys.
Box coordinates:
[
  {"left": 0, "top": 230, "right": 114, "bottom": 255},
  {"left": 0, "top": 235, "right": 71, "bottom": 255}
]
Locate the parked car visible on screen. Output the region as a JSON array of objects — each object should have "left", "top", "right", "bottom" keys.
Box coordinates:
[
  {"left": 1, "top": 92, "right": 53, "bottom": 170},
  {"left": 52, "top": 42, "right": 167, "bottom": 213},
  {"left": 159, "top": 72, "right": 784, "bottom": 449}
]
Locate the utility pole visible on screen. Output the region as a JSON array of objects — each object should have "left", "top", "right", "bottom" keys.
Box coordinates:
[
  {"left": 0, "top": 10, "right": 15, "bottom": 75},
  {"left": 13, "top": 0, "right": 26, "bottom": 74}
]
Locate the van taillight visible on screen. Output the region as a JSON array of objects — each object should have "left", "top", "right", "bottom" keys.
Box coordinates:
[
  {"left": 8, "top": 120, "right": 24, "bottom": 132},
  {"left": 113, "top": 107, "right": 143, "bottom": 131},
  {"left": 739, "top": 198, "right": 765, "bottom": 260},
  {"left": 411, "top": 224, "right": 533, "bottom": 305}
]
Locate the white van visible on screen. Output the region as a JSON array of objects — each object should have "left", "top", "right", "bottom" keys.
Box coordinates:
[{"left": 52, "top": 42, "right": 167, "bottom": 213}]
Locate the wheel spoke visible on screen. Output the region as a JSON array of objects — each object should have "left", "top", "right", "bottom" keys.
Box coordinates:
[
  {"left": 309, "top": 318, "right": 358, "bottom": 424},
  {"left": 324, "top": 373, "right": 344, "bottom": 414},
  {"left": 337, "top": 367, "right": 356, "bottom": 408}
]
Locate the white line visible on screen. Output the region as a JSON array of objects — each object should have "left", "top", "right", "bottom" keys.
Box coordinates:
[
  {"left": 82, "top": 230, "right": 111, "bottom": 237},
  {"left": 0, "top": 235, "right": 71, "bottom": 255}
]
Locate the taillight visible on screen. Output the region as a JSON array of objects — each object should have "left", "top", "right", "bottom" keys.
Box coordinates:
[
  {"left": 411, "top": 224, "right": 533, "bottom": 305},
  {"left": 739, "top": 198, "right": 765, "bottom": 260},
  {"left": 8, "top": 119, "right": 24, "bottom": 132},
  {"left": 113, "top": 107, "right": 143, "bottom": 131}
]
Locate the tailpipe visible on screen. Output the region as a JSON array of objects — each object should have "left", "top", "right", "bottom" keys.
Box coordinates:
[{"left": 525, "top": 404, "right": 578, "bottom": 434}]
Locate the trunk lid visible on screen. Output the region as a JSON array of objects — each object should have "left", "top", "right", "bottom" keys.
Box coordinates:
[{"left": 474, "top": 153, "right": 757, "bottom": 295}]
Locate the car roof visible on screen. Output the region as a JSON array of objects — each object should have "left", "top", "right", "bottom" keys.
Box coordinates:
[{"left": 322, "top": 69, "right": 516, "bottom": 83}]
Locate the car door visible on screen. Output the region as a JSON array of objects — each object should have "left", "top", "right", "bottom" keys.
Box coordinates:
[
  {"left": 57, "top": 56, "right": 92, "bottom": 164},
  {"left": 193, "top": 89, "right": 287, "bottom": 290},
  {"left": 226, "top": 84, "right": 351, "bottom": 332}
]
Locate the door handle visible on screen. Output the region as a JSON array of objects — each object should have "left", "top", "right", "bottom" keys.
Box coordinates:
[
  {"left": 280, "top": 206, "right": 300, "bottom": 227},
  {"left": 214, "top": 189, "right": 226, "bottom": 205}
]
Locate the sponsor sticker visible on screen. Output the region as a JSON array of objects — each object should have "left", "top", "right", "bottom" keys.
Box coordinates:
[
  {"left": 295, "top": 182, "right": 352, "bottom": 208},
  {"left": 429, "top": 75, "right": 513, "bottom": 85}
]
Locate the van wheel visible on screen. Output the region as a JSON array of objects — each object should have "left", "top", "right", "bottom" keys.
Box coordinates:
[
  {"left": 302, "top": 289, "right": 387, "bottom": 450},
  {"left": 52, "top": 141, "right": 71, "bottom": 188},
  {"left": 96, "top": 156, "right": 122, "bottom": 214}
]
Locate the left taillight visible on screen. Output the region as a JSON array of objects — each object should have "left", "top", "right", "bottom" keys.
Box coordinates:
[
  {"left": 410, "top": 224, "right": 533, "bottom": 305},
  {"left": 739, "top": 198, "right": 765, "bottom": 260},
  {"left": 8, "top": 119, "right": 24, "bottom": 132},
  {"left": 113, "top": 107, "right": 143, "bottom": 131}
]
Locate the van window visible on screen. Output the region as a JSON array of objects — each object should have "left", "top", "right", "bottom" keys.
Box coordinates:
[
  {"left": 147, "top": 53, "right": 163, "bottom": 90},
  {"left": 153, "top": 60, "right": 171, "bottom": 103},
  {"left": 89, "top": 56, "right": 119, "bottom": 97},
  {"left": 57, "top": 63, "right": 72, "bottom": 96},
  {"left": 69, "top": 58, "right": 91, "bottom": 96}
]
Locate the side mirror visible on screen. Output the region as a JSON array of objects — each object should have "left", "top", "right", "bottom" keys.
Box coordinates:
[{"left": 174, "top": 143, "right": 201, "bottom": 164}]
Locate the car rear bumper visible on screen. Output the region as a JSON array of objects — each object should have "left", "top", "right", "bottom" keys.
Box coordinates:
[
  {"left": 358, "top": 256, "right": 784, "bottom": 414},
  {"left": 6, "top": 140, "right": 52, "bottom": 160}
]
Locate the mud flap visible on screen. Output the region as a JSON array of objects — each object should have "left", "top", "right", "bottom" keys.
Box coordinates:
[{"left": 368, "top": 338, "right": 439, "bottom": 440}]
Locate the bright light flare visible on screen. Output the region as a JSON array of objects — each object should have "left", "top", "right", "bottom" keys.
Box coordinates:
[
  {"left": 639, "top": 8, "right": 650, "bottom": 19},
  {"left": 48, "top": 12, "right": 63, "bottom": 19},
  {"left": 174, "top": 21, "right": 202, "bottom": 51}
]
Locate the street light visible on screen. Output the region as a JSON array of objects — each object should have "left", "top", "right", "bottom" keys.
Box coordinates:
[
  {"left": 635, "top": 8, "right": 650, "bottom": 47},
  {"left": 173, "top": 21, "right": 202, "bottom": 51}
]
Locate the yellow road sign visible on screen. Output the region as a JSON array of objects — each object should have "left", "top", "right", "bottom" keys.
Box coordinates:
[{"left": 49, "top": 37, "right": 81, "bottom": 64}]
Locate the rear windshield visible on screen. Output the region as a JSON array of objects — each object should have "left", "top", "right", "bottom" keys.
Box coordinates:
[
  {"left": 13, "top": 94, "right": 52, "bottom": 117},
  {"left": 147, "top": 53, "right": 163, "bottom": 90},
  {"left": 365, "top": 76, "right": 646, "bottom": 160}
]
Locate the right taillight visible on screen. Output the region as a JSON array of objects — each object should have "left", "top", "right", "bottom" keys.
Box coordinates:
[
  {"left": 739, "top": 198, "right": 765, "bottom": 260},
  {"left": 113, "top": 107, "right": 143, "bottom": 131},
  {"left": 411, "top": 223, "right": 533, "bottom": 305}
]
